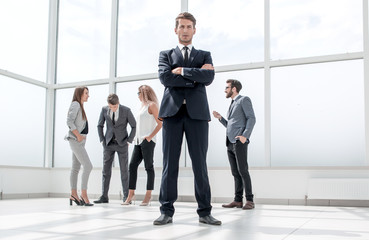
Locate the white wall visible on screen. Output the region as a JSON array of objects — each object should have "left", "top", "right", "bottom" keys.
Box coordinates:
[
  {"left": 0, "top": 166, "right": 50, "bottom": 199},
  {"left": 1, "top": 165, "right": 369, "bottom": 205}
]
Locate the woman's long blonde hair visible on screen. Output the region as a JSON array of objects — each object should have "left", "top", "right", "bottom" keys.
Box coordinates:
[{"left": 139, "top": 85, "right": 158, "bottom": 105}]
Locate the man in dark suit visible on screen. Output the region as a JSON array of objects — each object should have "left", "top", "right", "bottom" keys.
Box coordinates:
[
  {"left": 94, "top": 94, "right": 136, "bottom": 204},
  {"left": 213, "top": 79, "right": 256, "bottom": 210},
  {"left": 153, "top": 12, "right": 221, "bottom": 226}
]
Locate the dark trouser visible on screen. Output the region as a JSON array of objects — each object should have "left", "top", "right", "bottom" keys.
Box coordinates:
[
  {"left": 159, "top": 105, "right": 212, "bottom": 217},
  {"left": 227, "top": 139, "right": 253, "bottom": 202},
  {"left": 129, "top": 139, "right": 156, "bottom": 190},
  {"left": 102, "top": 141, "right": 129, "bottom": 199}
]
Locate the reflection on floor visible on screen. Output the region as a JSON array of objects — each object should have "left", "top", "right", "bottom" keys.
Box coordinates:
[{"left": 0, "top": 198, "right": 369, "bottom": 240}]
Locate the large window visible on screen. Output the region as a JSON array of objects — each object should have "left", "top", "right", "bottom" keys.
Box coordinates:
[
  {"left": 0, "top": 76, "right": 46, "bottom": 167},
  {"left": 0, "top": 0, "right": 49, "bottom": 81},
  {"left": 54, "top": 85, "right": 109, "bottom": 167},
  {"left": 207, "top": 70, "right": 265, "bottom": 167},
  {"left": 57, "top": 0, "right": 111, "bottom": 83},
  {"left": 0, "top": 0, "right": 367, "bottom": 169},
  {"left": 271, "top": 0, "right": 363, "bottom": 60},
  {"left": 271, "top": 60, "right": 365, "bottom": 166},
  {"left": 117, "top": 0, "right": 180, "bottom": 76},
  {"left": 190, "top": 0, "right": 264, "bottom": 66}
]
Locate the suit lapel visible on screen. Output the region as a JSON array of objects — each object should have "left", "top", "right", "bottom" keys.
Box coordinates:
[
  {"left": 115, "top": 105, "right": 124, "bottom": 125},
  {"left": 174, "top": 46, "right": 199, "bottom": 67},
  {"left": 227, "top": 105, "right": 232, "bottom": 118},
  {"left": 228, "top": 95, "right": 241, "bottom": 118},
  {"left": 228, "top": 103, "right": 235, "bottom": 117},
  {"left": 188, "top": 47, "right": 198, "bottom": 67},
  {"left": 106, "top": 108, "right": 114, "bottom": 124},
  {"left": 174, "top": 46, "right": 185, "bottom": 66}
]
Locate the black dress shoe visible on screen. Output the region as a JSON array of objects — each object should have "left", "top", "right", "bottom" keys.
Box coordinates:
[
  {"left": 93, "top": 196, "right": 109, "bottom": 204},
  {"left": 199, "top": 215, "right": 222, "bottom": 225},
  {"left": 153, "top": 214, "right": 173, "bottom": 225}
]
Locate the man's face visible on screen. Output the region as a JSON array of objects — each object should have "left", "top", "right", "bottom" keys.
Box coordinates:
[
  {"left": 225, "top": 83, "right": 234, "bottom": 98},
  {"left": 175, "top": 19, "right": 196, "bottom": 45},
  {"left": 108, "top": 104, "right": 119, "bottom": 112}
]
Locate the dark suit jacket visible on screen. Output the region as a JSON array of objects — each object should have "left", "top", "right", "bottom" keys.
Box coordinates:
[
  {"left": 97, "top": 104, "right": 136, "bottom": 147},
  {"left": 158, "top": 46, "right": 215, "bottom": 121}
]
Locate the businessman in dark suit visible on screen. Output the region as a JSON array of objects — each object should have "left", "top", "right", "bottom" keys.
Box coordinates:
[
  {"left": 213, "top": 79, "right": 256, "bottom": 210},
  {"left": 94, "top": 94, "right": 136, "bottom": 204},
  {"left": 153, "top": 12, "right": 221, "bottom": 226}
]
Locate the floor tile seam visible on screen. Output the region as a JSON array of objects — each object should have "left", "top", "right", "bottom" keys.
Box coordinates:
[{"left": 281, "top": 207, "right": 329, "bottom": 240}]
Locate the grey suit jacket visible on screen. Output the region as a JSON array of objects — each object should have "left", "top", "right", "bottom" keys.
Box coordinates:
[
  {"left": 65, "top": 101, "right": 87, "bottom": 141},
  {"left": 219, "top": 95, "right": 256, "bottom": 144},
  {"left": 97, "top": 104, "right": 136, "bottom": 147}
]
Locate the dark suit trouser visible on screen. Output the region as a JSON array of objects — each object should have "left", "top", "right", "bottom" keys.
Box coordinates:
[
  {"left": 102, "top": 142, "right": 129, "bottom": 199},
  {"left": 159, "top": 105, "right": 212, "bottom": 217},
  {"left": 128, "top": 139, "right": 156, "bottom": 190},
  {"left": 227, "top": 139, "right": 254, "bottom": 202}
]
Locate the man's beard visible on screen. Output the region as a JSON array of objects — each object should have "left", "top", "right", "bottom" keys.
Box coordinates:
[{"left": 226, "top": 91, "right": 233, "bottom": 98}]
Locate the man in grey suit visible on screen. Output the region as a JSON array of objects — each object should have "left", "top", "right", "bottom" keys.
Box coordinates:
[
  {"left": 213, "top": 79, "right": 256, "bottom": 210},
  {"left": 94, "top": 94, "right": 136, "bottom": 204}
]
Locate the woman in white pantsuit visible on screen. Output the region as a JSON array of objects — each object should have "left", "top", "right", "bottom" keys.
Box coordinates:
[{"left": 65, "top": 86, "right": 93, "bottom": 206}]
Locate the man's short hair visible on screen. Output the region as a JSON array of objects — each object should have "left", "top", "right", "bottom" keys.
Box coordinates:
[
  {"left": 226, "top": 79, "right": 242, "bottom": 93},
  {"left": 107, "top": 94, "right": 119, "bottom": 105},
  {"left": 175, "top": 12, "right": 196, "bottom": 28}
]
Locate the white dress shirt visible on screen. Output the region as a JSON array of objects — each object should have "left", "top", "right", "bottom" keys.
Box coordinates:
[
  {"left": 108, "top": 105, "right": 119, "bottom": 122},
  {"left": 178, "top": 44, "right": 193, "bottom": 104}
]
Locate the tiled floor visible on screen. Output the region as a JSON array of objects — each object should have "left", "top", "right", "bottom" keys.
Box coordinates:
[{"left": 0, "top": 198, "right": 369, "bottom": 240}]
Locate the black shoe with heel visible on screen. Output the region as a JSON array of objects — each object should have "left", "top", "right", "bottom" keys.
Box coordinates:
[
  {"left": 69, "top": 195, "right": 81, "bottom": 206},
  {"left": 80, "top": 196, "right": 94, "bottom": 206}
]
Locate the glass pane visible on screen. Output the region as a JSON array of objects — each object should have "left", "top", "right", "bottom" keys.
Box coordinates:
[
  {"left": 271, "top": 0, "right": 363, "bottom": 60},
  {"left": 54, "top": 84, "right": 109, "bottom": 167},
  {"left": 57, "top": 0, "right": 111, "bottom": 83},
  {"left": 190, "top": 0, "right": 264, "bottom": 65},
  {"left": 0, "top": 0, "right": 48, "bottom": 81},
  {"left": 0, "top": 76, "right": 45, "bottom": 167},
  {"left": 116, "top": 79, "right": 167, "bottom": 167},
  {"left": 271, "top": 60, "right": 365, "bottom": 166},
  {"left": 117, "top": 0, "right": 180, "bottom": 76},
  {"left": 207, "top": 70, "right": 265, "bottom": 167}
]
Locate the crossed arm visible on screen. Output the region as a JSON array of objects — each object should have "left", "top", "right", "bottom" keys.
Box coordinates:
[{"left": 158, "top": 51, "right": 215, "bottom": 87}]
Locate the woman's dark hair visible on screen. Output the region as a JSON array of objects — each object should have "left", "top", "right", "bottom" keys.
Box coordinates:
[{"left": 72, "top": 86, "right": 88, "bottom": 120}]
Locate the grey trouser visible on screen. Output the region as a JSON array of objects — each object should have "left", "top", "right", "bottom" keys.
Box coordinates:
[
  {"left": 69, "top": 137, "right": 93, "bottom": 190},
  {"left": 102, "top": 141, "right": 129, "bottom": 199}
]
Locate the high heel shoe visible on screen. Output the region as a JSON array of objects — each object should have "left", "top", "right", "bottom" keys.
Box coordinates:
[
  {"left": 80, "top": 196, "right": 94, "bottom": 206},
  {"left": 121, "top": 195, "right": 135, "bottom": 205},
  {"left": 140, "top": 196, "right": 152, "bottom": 206},
  {"left": 140, "top": 200, "right": 151, "bottom": 206},
  {"left": 69, "top": 195, "right": 81, "bottom": 206}
]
